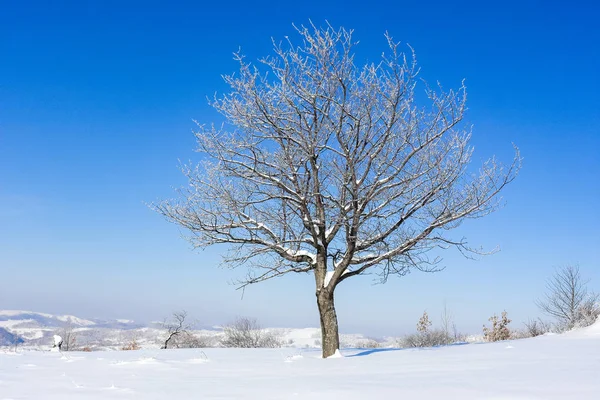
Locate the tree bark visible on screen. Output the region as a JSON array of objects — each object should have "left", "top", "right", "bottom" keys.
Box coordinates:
[{"left": 317, "top": 288, "right": 340, "bottom": 358}]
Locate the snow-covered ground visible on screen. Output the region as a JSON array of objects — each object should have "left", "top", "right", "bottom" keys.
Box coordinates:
[{"left": 1, "top": 320, "right": 599, "bottom": 399}]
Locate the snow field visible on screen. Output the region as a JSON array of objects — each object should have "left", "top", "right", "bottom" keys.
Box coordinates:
[{"left": 1, "top": 323, "right": 600, "bottom": 399}]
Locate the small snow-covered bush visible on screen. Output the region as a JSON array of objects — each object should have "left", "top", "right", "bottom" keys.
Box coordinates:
[
  {"left": 483, "top": 311, "right": 511, "bottom": 342},
  {"left": 354, "top": 339, "right": 381, "bottom": 349},
  {"left": 171, "top": 332, "right": 218, "bottom": 348},
  {"left": 399, "top": 311, "right": 456, "bottom": 348},
  {"left": 221, "top": 317, "right": 282, "bottom": 348},
  {"left": 54, "top": 324, "right": 78, "bottom": 351},
  {"left": 574, "top": 298, "right": 600, "bottom": 328},
  {"left": 520, "top": 318, "right": 552, "bottom": 338},
  {"left": 417, "top": 311, "right": 432, "bottom": 334},
  {"left": 401, "top": 329, "right": 449, "bottom": 348}
]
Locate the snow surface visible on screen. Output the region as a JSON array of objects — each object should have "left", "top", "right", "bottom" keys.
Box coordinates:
[{"left": 1, "top": 321, "right": 600, "bottom": 399}]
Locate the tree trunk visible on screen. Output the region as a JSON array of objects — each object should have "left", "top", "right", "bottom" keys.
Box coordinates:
[{"left": 317, "top": 288, "right": 340, "bottom": 358}]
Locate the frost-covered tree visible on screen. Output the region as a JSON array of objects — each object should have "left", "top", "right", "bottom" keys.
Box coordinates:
[
  {"left": 417, "top": 311, "right": 432, "bottom": 334},
  {"left": 221, "top": 317, "right": 281, "bottom": 348},
  {"left": 55, "top": 323, "right": 77, "bottom": 351},
  {"left": 537, "top": 264, "right": 599, "bottom": 330},
  {"left": 483, "top": 311, "right": 511, "bottom": 342},
  {"left": 155, "top": 24, "right": 520, "bottom": 358}
]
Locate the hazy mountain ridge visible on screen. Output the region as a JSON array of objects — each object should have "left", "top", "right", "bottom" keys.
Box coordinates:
[
  {"left": 0, "top": 310, "right": 147, "bottom": 348},
  {"left": 0, "top": 310, "right": 384, "bottom": 350}
]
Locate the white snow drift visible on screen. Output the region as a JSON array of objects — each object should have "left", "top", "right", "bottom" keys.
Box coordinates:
[{"left": 1, "top": 319, "right": 599, "bottom": 399}]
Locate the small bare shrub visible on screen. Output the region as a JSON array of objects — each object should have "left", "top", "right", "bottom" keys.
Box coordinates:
[
  {"left": 121, "top": 339, "right": 141, "bottom": 351},
  {"left": 483, "top": 311, "right": 511, "bottom": 342},
  {"left": 574, "top": 297, "right": 600, "bottom": 328},
  {"left": 401, "top": 329, "right": 449, "bottom": 348},
  {"left": 171, "top": 332, "right": 218, "bottom": 348},
  {"left": 221, "top": 317, "right": 282, "bottom": 348},
  {"left": 522, "top": 318, "right": 552, "bottom": 338},
  {"left": 401, "top": 310, "right": 454, "bottom": 348},
  {"left": 355, "top": 339, "right": 381, "bottom": 349},
  {"left": 451, "top": 323, "right": 468, "bottom": 343}
]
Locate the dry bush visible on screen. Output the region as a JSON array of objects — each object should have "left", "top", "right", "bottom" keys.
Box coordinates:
[
  {"left": 221, "top": 317, "right": 282, "bottom": 348},
  {"left": 451, "top": 324, "right": 468, "bottom": 343},
  {"left": 401, "top": 329, "right": 449, "bottom": 348},
  {"left": 339, "top": 337, "right": 381, "bottom": 349},
  {"left": 574, "top": 297, "right": 600, "bottom": 328},
  {"left": 170, "top": 332, "right": 218, "bottom": 348},
  {"left": 400, "top": 310, "right": 456, "bottom": 348},
  {"left": 121, "top": 339, "right": 141, "bottom": 351},
  {"left": 522, "top": 318, "right": 552, "bottom": 338},
  {"left": 483, "top": 311, "right": 511, "bottom": 342},
  {"left": 355, "top": 339, "right": 381, "bottom": 349}
]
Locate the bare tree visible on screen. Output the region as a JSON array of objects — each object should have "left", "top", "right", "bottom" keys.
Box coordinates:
[
  {"left": 53, "top": 323, "right": 78, "bottom": 352},
  {"left": 537, "top": 264, "right": 599, "bottom": 330},
  {"left": 221, "top": 317, "right": 281, "bottom": 348},
  {"left": 440, "top": 302, "right": 453, "bottom": 343},
  {"left": 161, "top": 311, "right": 192, "bottom": 349},
  {"left": 155, "top": 24, "right": 520, "bottom": 357}
]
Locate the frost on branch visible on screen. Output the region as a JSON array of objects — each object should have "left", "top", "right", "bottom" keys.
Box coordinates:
[
  {"left": 483, "top": 311, "right": 512, "bottom": 342},
  {"left": 154, "top": 24, "right": 520, "bottom": 292}
]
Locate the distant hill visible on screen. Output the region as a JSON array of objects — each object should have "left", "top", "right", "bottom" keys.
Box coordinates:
[
  {"left": 0, "top": 310, "right": 146, "bottom": 349},
  {"left": 0, "top": 310, "right": 383, "bottom": 350},
  {"left": 0, "top": 327, "right": 24, "bottom": 346}
]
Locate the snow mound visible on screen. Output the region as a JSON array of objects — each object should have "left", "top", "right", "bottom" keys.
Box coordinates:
[
  {"left": 326, "top": 349, "right": 344, "bottom": 358},
  {"left": 2, "top": 333, "right": 599, "bottom": 399},
  {"left": 577, "top": 317, "right": 600, "bottom": 336}
]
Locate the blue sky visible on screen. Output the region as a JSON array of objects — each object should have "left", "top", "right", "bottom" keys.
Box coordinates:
[{"left": 1, "top": 0, "right": 598, "bottom": 336}]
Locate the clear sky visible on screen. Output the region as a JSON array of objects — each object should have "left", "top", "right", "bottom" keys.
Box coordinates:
[{"left": 1, "top": 0, "right": 598, "bottom": 336}]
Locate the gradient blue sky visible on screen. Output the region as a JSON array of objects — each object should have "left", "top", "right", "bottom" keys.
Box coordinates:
[{"left": 1, "top": 0, "right": 598, "bottom": 336}]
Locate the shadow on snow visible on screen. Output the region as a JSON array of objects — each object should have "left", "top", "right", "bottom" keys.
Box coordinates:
[{"left": 346, "top": 342, "right": 470, "bottom": 357}]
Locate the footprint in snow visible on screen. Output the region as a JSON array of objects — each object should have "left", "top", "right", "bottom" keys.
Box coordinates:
[
  {"left": 187, "top": 358, "right": 210, "bottom": 364},
  {"left": 104, "top": 385, "right": 134, "bottom": 394},
  {"left": 284, "top": 355, "right": 303, "bottom": 363}
]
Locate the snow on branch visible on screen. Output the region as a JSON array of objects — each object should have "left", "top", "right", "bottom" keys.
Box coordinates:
[{"left": 155, "top": 24, "right": 520, "bottom": 289}]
